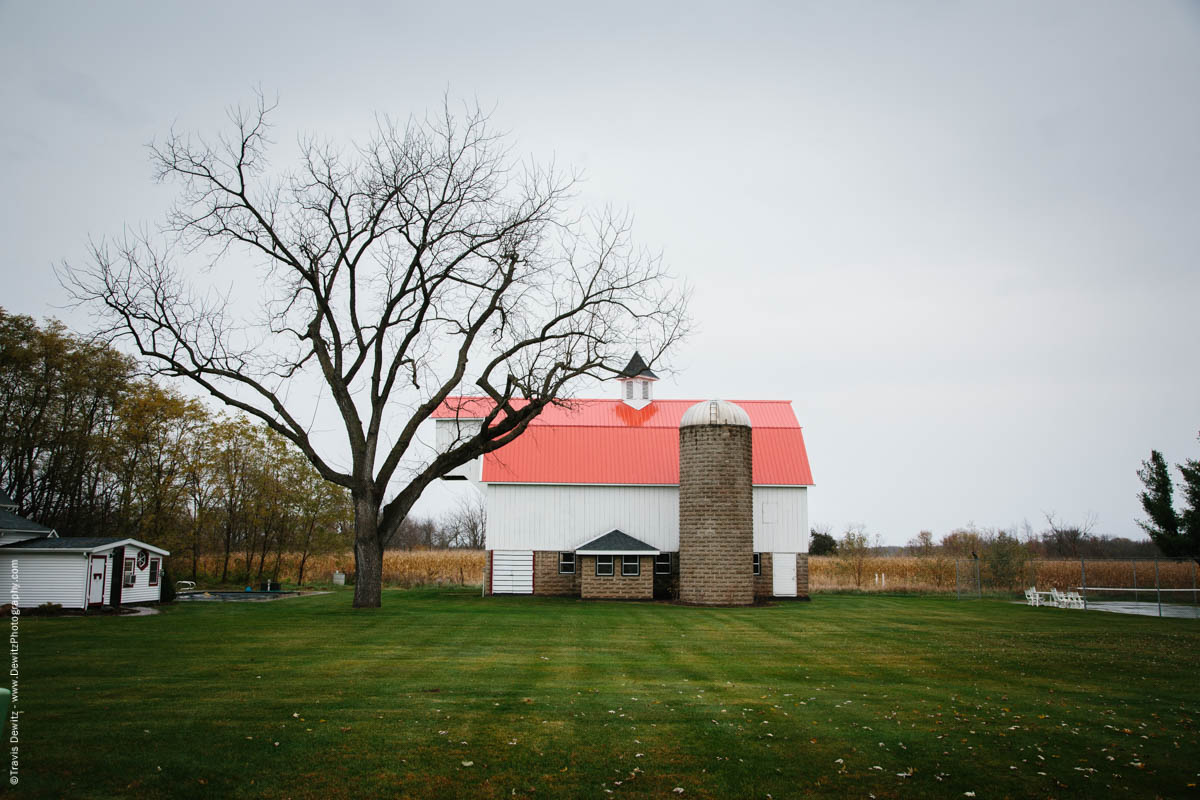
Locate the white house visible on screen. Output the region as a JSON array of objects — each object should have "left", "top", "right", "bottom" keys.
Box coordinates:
[
  {"left": 0, "top": 491, "right": 170, "bottom": 610},
  {"left": 433, "top": 354, "right": 814, "bottom": 601}
]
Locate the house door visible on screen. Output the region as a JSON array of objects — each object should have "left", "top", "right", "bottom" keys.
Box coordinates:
[
  {"left": 772, "top": 552, "right": 797, "bottom": 597},
  {"left": 88, "top": 555, "right": 108, "bottom": 606}
]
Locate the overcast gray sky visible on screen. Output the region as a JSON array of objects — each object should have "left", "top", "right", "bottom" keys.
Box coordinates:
[{"left": 2, "top": 1, "right": 1198, "bottom": 544}]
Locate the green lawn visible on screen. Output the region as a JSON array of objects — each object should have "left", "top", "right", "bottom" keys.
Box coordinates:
[{"left": 18, "top": 589, "right": 1200, "bottom": 799}]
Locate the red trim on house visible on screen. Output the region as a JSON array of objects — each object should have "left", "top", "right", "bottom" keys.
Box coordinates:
[
  {"left": 149, "top": 557, "right": 161, "bottom": 587},
  {"left": 88, "top": 555, "right": 107, "bottom": 608}
]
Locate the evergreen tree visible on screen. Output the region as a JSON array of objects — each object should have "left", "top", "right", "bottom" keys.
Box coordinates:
[
  {"left": 809, "top": 530, "right": 837, "bottom": 556},
  {"left": 1137, "top": 450, "right": 1183, "bottom": 555},
  {"left": 1176, "top": 434, "right": 1200, "bottom": 558}
]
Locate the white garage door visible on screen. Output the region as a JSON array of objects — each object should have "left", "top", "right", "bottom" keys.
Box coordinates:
[
  {"left": 491, "top": 550, "right": 533, "bottom": 594},
  {"left": 772, "top": 552, "right": 797, "bottom": 597}
]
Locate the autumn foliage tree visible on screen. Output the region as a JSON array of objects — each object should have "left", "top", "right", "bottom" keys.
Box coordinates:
[
  {"left": 63, "top": 96, "right": 689, "bottom": 607},
  {"left": 0, "top": 309, "right": 354, "bottom": 583}
]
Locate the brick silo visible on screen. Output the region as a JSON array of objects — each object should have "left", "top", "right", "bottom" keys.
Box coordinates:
[{"left": 678, "top": 399, "right": 754, "bottom": 606}]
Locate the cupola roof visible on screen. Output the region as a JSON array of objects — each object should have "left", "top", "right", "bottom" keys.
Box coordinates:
[{"left": 617, "top": 351, "right": 658, "bottom": 380}]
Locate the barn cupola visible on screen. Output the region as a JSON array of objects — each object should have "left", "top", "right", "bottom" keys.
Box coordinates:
[{"left": 616, "top": 351, "right": 658, "bottom": 410}]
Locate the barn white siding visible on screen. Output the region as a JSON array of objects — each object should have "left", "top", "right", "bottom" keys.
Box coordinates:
[
  {"left": 486, "top": 483, "right": 809, "bottom": 554},
  {"left": 0, "top": 553, "right": 89, "bottom": 610},
  {"left": 753, "top": 486, "right": 808, "bottom": 553},
  {"left": 119, "top": 545, "right": 164, "bottom": 604},
  {"left": 435, "top": 418, "right": 483, "bottom": 482},
  {"left": 487, "top": 484, "right": 680, "bottom": 551}
]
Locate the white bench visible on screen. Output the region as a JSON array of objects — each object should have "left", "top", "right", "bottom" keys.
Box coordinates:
[{"left": 176, "top": 580, "right": 197, "bottom": 592}]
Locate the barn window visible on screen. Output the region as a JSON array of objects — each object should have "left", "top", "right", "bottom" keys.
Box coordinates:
[
  {"left": 558, "top": 552, "right": 575, "bottom": 574},
  {"left": 753, "top": 553, "right": 761, "bottom": 576},
  {"left": 641, "top": 380, "right": 650, "bottom": 399},
  {"left": 595, "top": 555, "right": 614, "bottom": 576},
  {"left": 621, "top": 555, "right": 640, "bottom": 577},
  {"left": 149, "top": 558, "right": 161, "bottom": 586},
  {"left": 654, "top": 553, "right": 671, "bottom": 575},
  {"left": 625, "top": 381, "right": 633, "bottom": 399},
  {"left": 123, "top": 558, "right": 136, "bottom": 587}
]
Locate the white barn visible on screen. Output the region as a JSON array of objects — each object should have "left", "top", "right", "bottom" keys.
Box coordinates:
[
  {"left": 433, "top": 355, "right": 814, "bottom": 601},
  {"left": 0, "top": 492, "right": 169, "bottom": 610}
]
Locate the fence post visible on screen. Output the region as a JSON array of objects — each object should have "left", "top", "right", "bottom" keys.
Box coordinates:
[
  {"left": 975, "top": 558, "right": 981, "bottom": 600},
  {"left": 1132, "top": 560, "right": 1138, "bottom": 604},
  {"left": 1081, "top": 558, "right": 1088, "bottom": 611},
  {"left": 955, "top": 560, "right": 960, "bottom": 600},
  {"left": 1155, "top": 557, "right": 1161, "bottom": 618}
]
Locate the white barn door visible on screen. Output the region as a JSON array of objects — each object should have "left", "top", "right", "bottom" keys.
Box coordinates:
[
  {"left": 772, "top": 552, "right": 797, "bottom": 597},
  {"left": 491, "top": 550, "right": 533, "bottom": 594}
]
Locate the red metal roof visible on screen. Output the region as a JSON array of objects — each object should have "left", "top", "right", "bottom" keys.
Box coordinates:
[{"left": 434, "top": 397, "right": 813, "bottom": 486}]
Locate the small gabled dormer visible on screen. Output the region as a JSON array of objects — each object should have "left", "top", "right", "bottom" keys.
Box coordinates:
[{"left": 617, "top": 351, "right": 658, "bottom": 410}]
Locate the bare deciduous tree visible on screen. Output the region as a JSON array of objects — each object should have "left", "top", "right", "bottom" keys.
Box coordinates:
[
  {"left": 62, "top": 95, "right": 689, "bottom": 607},
  {"left": 444, "top": 491, "right": 487, "bottom": 549}
]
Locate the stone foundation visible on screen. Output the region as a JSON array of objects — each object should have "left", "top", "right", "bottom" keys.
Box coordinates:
[
  {"left": 533, "top": 550, "right": 581, "bottom": 596},
  {"left": 579, "top": 555, "right": 653, "bottom": 600},
  {"left": 753, "top": 552, "right": 774, "bottom": 598},
  {"left": 797, "top": 553, "right": 810, "bottom": 597}
]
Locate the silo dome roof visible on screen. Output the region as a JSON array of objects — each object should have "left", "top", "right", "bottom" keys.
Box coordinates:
[{"left": 680, "top": 399, "right": 752, "bottom": 428}]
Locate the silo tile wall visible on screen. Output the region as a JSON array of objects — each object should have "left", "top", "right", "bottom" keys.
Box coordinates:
[{"left": 679, "top": 425, "right": 754, "bottom": 606}]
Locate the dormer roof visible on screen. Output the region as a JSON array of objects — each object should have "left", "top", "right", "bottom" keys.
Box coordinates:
[{"left": 617, "top": 352, "right": 658, "bottom": 380}]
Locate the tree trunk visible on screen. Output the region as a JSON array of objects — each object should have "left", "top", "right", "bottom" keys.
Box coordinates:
[{"left": 352, "top": 495, "right": 383, "bottom": 608}]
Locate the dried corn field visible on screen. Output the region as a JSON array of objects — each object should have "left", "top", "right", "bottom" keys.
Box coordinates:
[
  {"left": 190, "top": 549, "right": 486, "bottom": 587},
  {"left": 187, "top": 551, "right": 1197, "bottom": 597},
  {"left": 810, "top": 555, "right": 1200, "bottom": 594}
]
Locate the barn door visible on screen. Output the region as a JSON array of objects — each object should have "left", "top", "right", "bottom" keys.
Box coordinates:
[
  {"left": 491, "top": 550, "right": 533, "bottom": 594},
  {"left": 88, "top": 555, "right": 107, "bottom": 606},
  {"left": 772, "top": 552, "right": 797, "bottom": 597}
]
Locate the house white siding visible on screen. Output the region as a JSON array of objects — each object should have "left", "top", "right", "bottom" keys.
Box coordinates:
[
  {"left": 120, "top": 545, "right": 164, "bottom": 604},
  {"left": 0, "top": 553, "right": 89, "bottom": 610},
  {"left": 486, "top": 484, "right": 808, "bottom": 554}
]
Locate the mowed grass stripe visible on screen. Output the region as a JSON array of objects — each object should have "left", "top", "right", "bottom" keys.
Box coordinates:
[{"left": 19, "top": 588, "right": 1200, "bottom": 799}]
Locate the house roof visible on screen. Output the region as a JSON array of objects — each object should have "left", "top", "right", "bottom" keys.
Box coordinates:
[
  {"left": 575, "top": 529, "right": 659, "bottom": 555},
  {"left": 617, "top": 352, "right": 658, "bottom": 380},
  {"left": 0, "top": 508, "right": 55, "bottom": 535},
  {"left": 432, "top": 397, "right": 814, "bottom": 486},
  {"left": 0, "top": 490, "right": 16, "bottom": 511},
  {"left": 0, "top": 537, "right": 170, "bottom": 555}
]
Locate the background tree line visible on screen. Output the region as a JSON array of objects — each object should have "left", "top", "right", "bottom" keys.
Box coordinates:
[
  {"left": 806, "top": 517, "right": 1169, "bottom": 592},
  {"left": 0, "top": 310, "right": 485, "bottom": 585}
]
